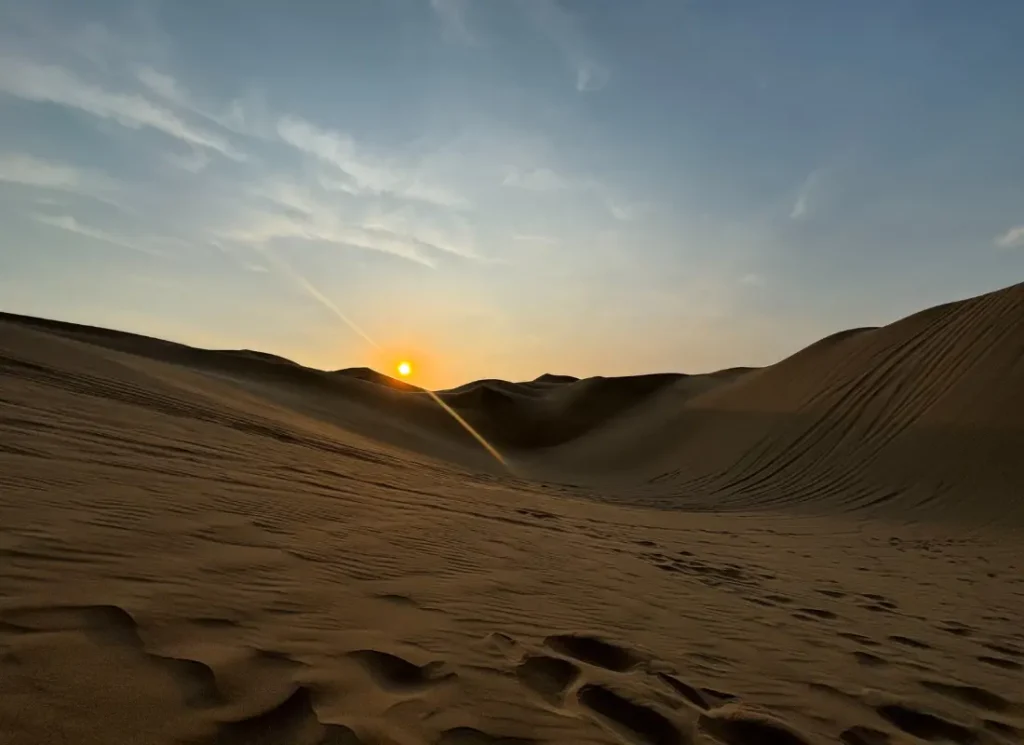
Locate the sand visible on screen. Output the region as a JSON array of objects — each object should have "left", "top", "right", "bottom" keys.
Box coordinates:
[{"left": 1, "top": 282, "right": 1022, "bottom": 745}]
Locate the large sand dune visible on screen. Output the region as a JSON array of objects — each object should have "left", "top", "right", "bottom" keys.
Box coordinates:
[{"left": 1, "top": 283, "right": 1022, "bottom": 745}]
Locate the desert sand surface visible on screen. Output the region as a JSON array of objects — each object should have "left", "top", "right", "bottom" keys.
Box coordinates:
[{"left": 1, "top": 282, "right": 1023, "bottom": 745}]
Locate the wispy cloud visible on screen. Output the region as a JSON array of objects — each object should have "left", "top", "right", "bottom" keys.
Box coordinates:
[
  {"left": 605, "top": 197, "right": 649, "bottom": 222},
  {"left": 502, "top": 163, "right": 648, "bottom": 221},
  {"left": 363, "top": 205, "right": 478, "bottom": 259},
  {"left": 276, "top": 116, "right": 467, "bottom": 209},
  {"left": 0, "top": 153, "right": 127, "bottom": 215},
  {"left": 0, "top": 57, "right": 244, "bottom": 159},
  {"left": 221, "top": 177, "right": 476, "bottom": 266},
  {"left": 135, "top": 67, "right": 187, "bottom": 108},
  {"left": 518, "top": 0, "right": 608, "bottom": 92},
  {"left": 790, "top": 195, "right": 808, "bottom": 220},
  {"left": 1, "top": 15, "right": 639, "bottom": 276},
  {"left": 0, "top": 152, "right": 110, "bottom": 192},
  {"left": 430, "top": 0, "right": 607, "bottom": 91},
  {"left": 134, "top": 66, "right": 269, "bottom": 138},
  {"left": 32, "top": 213, "right": 165, "bottom": 256},
  {"left": 252, "top": 179, "right": 322, "bottom": 218},
  {"left": 220, "top": 209, "right": 437, "bottom": 267},
  {"left": 163, "top": 148, "right": 210, "bottom": 173},
  {"left": 790, "top": 170, "right": 821, "bottom": 220},
  {"left": 994, "top": 225, "right": 1024, "bottom": 249}
]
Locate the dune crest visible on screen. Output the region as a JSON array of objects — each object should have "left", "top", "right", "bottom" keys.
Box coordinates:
[{"left": 4, "top": 281, "right": 1021, "bottom": 523}]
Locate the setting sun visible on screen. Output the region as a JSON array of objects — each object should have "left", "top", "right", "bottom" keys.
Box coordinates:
[{"left": 397, "top": 361, "right": 412, "bottom": 377}]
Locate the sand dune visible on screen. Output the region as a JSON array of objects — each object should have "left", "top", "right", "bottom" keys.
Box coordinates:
[
  {"left": 440, "top": 373, "right": 687, "bottom": 449},
  {"left": 5, "top": 281, "right": 1021, "bottom": 522},
  {"left": 547, "top": 281, "right": 1024, "bottom": 523},
  {"left": 336, "top": 367, "right": 423, "bottom": 392},
  {"left": 1, "top": 284, "right": 1022, "bottom": 745}
]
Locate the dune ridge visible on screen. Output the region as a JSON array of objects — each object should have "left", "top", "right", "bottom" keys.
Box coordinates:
[
  {"left": 1, "top": 283, "right": 1023, "bottom": 745},
  {"left": 3, "top": 281, "right": 1022, "bottom": 523}
]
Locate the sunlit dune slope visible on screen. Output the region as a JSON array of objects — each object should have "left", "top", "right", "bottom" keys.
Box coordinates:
[{"left": 551, "top": 281, "right": 1024, "bottom": 523}]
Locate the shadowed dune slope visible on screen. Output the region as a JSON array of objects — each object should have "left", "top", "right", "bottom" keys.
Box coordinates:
[
  {"left": 438, "top": 373, "right": 691, "bottom": 449},
  {"left": 2, "top": 281, "right": 1022, "bottom": 523},
  {"left": 334, "top": 366, "right": 423, "bottom": 392},
  {"left": 0, "top": 312, "right": 720, "bottom": 456}
]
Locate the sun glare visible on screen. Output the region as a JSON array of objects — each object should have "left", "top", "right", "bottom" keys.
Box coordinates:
[{"left": 397, "top": 361, "right": 412, "bottom": 377}]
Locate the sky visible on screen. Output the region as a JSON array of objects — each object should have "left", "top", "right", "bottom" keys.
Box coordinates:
[{"left": 1, "top": 0, "right": 1023, "bottom": 389}]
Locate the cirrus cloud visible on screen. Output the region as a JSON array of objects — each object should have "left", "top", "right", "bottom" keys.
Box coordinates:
[
  {"left": 994, "top": 225, "right": 1024, "bottom": 249},
  {"left": 0, "top": 57, "right": 245, "bottom": 159}
]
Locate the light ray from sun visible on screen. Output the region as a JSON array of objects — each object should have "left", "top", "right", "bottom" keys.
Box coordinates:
[
  {"left": 257, "top": 247, "right": 509, "bottom": 471},
  {"left": 423, "top": 389, "right": 508, "bottom": 467},
  {"left": 258, "top": 246, "right": 379, "bottom": 349}
]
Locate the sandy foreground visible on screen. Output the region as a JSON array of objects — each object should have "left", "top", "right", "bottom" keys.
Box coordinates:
[{"left": 1, "top": 285, "right": 1023, "bottom": 745}]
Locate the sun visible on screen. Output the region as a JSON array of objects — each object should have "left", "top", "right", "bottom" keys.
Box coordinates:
[{"left": 396, "top": 361, "right": 412, "bottom": 377}]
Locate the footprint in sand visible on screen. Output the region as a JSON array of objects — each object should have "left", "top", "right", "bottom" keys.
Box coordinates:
[
  {"left": 543, "top": 634, "right": 644, "bottom": 673},
  {"left": 936, "top": 620, "right": 974, "bottom": 638},
  {"left": 858, "top": 594, "right": 900, "bottom": 614},
  {"left": 888, "top": 635, "right": 932, "bottom": 650},
  {"left": 977, "top": 655, "right": 1022, "bottom": 671},
  {"left": 373, "top": 593, "right": 420, "bottom": 608},
  {"left": 515, "top": 508, "right": 558, "bottom": 521},
  {"left": 840, "top": 725, "right": 891, "bottom": 745},
  {"left": 577, "top": 683, "right": 685, "bottom": 745},
  {"left": 2, "top": 604, "right": 223, "bottom": 708},
  {"left": 974, "top": 638, "right": 1024, "bottom": 671},
  {"left": 918, "top": 680, "right": 1016, "bottom": 714},
  {"left": 438, "top": 726, "right": 538, "bottom": 745},
  {"left": 523, "top": 630, "right": 799, "bottom": 745},
  {"left": 481, "top": 631, "right": 521, "bottom": 658},
  {"left": 697, "top": 703, "right": 812, "bottom": 745},
  {"left": 986, "top": 642, "right": 1022, "bottom": 656},
  {"left": 838, "top": 632, "right": 881, "bottom": 647},
  {"left": 516, "top": 654, "right": 580, "bottom": 705},
  {"left": 852, "top": 651, "right": 888, "bottom": 667},
  {"left": 795, "top": 608, "right": 839, "bottom": 621},
  {"left": 346, "top": 649, "right": 456, "bottom": 693},
  {"left": 655, "top": 673, "right": 711, "bottom": 710},
  {"left": 200, "top": 685, "right": 361, "bottom": 745},
  {"left": 874, "top": 702, "right": 976, "bottom": 744},
  {"left": 983, "top": 719, "right": 1022, "bottom": 740}
]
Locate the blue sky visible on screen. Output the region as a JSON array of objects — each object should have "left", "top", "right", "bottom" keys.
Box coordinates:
[{"left": 1, "top": 0, "right": 1022, "bottom": 387}]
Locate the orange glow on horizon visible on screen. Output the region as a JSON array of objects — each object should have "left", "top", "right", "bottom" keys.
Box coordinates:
[{"left": 256, "top": 249, "right": 507, "bottom": 471}]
